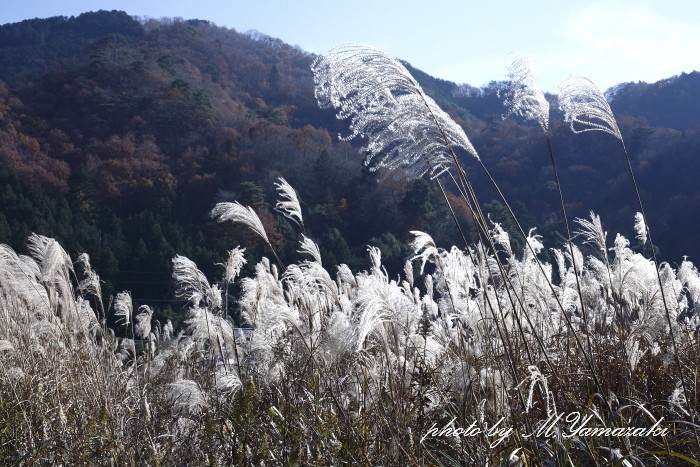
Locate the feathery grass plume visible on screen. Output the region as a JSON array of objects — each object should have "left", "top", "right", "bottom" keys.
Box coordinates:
[
  {"left": 75, "top": 253, "right": 101, "bottom": 298},
  {"left": 522, "top": 365, "right": 556, "bottom": 416},
  {"left": 274, "top": 177, "right": 304, "bottom": 230},
  {"left": 215, "top": 368, "right": 241, "bottom": 394},
  {"left": 283, "top": 260, "right": 338, "bottom": 347},
  {"left": 211, "top": 201, "right": 285, "bottom": 268},
  {"left": 558, "top": 75, "right": 622, "bottom": 140},
  {"left": 75, "top": 296, "right": 98, "bottom": 332},
  {"left": 312, "top": 43, "right": 479, "bottom": 179},
  {"left": 575, "top": 211, "right": 607, "bottom": 255},
  {"left": 354, "top": 277, "right": 392, "bottom": 351},
  {"left": 114, "top": 291, "right": 132, "bottom": 326},
  {"left": 409, "top": 230, "right": 438, "bottom": 274},
  {"left": 220, "top": 247, "right": 247, "bottom": 283},
  {"left": 162, "top": 320, "right": 174, "bottom": 341},
  {"left": 367, "top": 245, "right": 384, "bottom": 277},
  {"left": 27, "top": 233, "right": 77, "bottom": 321},
  {"left": 0, "top": 244, "right": 50, "bottom": 312},
  {"left": 75, "top": 252, "right": 105, "bottom": 322},
  {"left": 172, "top": 255, "right": 221, "bottom": 310},
  {"left": 634, "top": 212, "right": 648, "bottom": 248},
  {"left": 27, "top": 233, "right": 73, "bottom": 281},
  {"left": 503, "top": 53, "right": 549, "bottom": 131},
  {"left": 298, "top": 234, "right": 322, "bottom": 265},
  {"left": 184, "top": 307, "right": 235, "bottom": 349},
  {"left": 134, "top": 305, "right": 153, "bottom": 340},
  {"left": 678, "top": 259, "right": 700, "bottom": 305},
  {"left": 219, "top": 246, "right": 247, "bottom": 323},
  {"left": 403, "top": 260, "right": 414, "bottom": 289},
  {"left": 167, "top": 379, "right": 206, "bottom": 416},
  {"left": 490, "top": 222, "right": 513, "bottom": 258},
  {"left": 211, "top": 201, "right": 270, "bottom": 245},
  {"left": 336, "top": 263, "right": 357, "bottom": 292}
]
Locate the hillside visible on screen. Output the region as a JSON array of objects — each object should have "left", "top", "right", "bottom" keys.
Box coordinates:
[
  {"left": 0, "top": 11, "right": 699, "bottom": 326},
  {"left": 3, "top": 11, "right": 700, "bottom": 466},
  {"left": 608, "top": 71, "right": 700, "bottom": 131},
  {"left": 0, "top": 10, "right": 144, "bottom": 85}
]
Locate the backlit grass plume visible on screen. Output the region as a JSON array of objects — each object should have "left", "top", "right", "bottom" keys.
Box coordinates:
[
  {"left": 220, "top": 246, "right": 247, "bottom": 283},
  {"left": 503, "top": 53, "right": 549, "bottom": 131},
  {"left": 312, "top": 43, "right": 479, "bottom": 179},
  {"left": 211, "top": 201, "right": 269, "bottom": 245},
  {"left": 298, "top": 234, "right": 322, "bottom": 265},
  {"left": 558, "top": 75, "right": 622, "bottom": 140},
  {"left": 634, "top": 212, "right": 648, "bottom": 248},
  {"left": 274, "top": 177, "right": 304, "bottom": 230},
  {"left": 211, "top": 200, "right": 284, "bottom": 268},
  {"left": 114, "top": 290, "right": 132, "bottom": 326},
  {"left": 172, "top": 254, "right": 222, "bottom": 310}
]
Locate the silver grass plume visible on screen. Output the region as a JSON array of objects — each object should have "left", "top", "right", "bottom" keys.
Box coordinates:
[
  {"left": 75, "top": 252, "right": 105, "bottom": 322},
  {"left": 367, "top": 245, "right": 384, "bottom": 277},
  {"left": 75, "top": 296, "right": 98, "bottom": 332},
  {"left": 274, "top": 177, "right": 304, "bottom": 230},
  {"left": 0, "top": 244, "right": 50, "bottom": 311},
  {"left": 76, "top": 253, "right": 101, "bottom": 299},
  {"left": 220, "top": 247, "right": 247, "bottom": 283},
  {"left": 490, "top": 222, "right": 513, "bottom": 258},
  {"left": 27, "top": 233, "right": 73, "bottom": 281},
  {"left": 503, "top": 54, "right": 549, "bottom": 132},
  {"left": 167, "top": 379, "right": 206, "bottom": 415},
  {"left": 523, "top": 365, "right": 556, "bottom": 416},
  {"left": 116, "top": 338, "right": 135, "bottom": 363},
  {"left": 355, "top": 276, "right": 391, "bottom": 351},
  {"left": 312, "top": 43, "right": 479, "bottom": 179},
  {"left": 336, "top": 263, "right": 357, "bottom": 290},
  {"left": 114, "top": 291, "right": 132, "bottom": 326},
  {"left": 678, "top": 260, "right": 700, "bottom": 304},
  {"left": 404, "top": 260, "right": 414, "bottom": 288},
  {"left": 162, "top": 320, "right": 174, "bottom": 341},
  {"left": 27, "top": 233, "right": 76, "bottom": 319},
  {"left": 634, "top": 212, "right": 648, "bottom": 248},
  {"left": 410, "top": 231, "right": 438, "bottom": 274},
  {"left": 184, "top": 307, "right": 235, "bottom": 349},
  {"left": 298, "top": 235, "right": 322, "bottom": 265},
  {"left": 575, "top": 211, "right": 607, "bottom": 256},
  {"left": 134, "top": 305, "right": 153, "bottom": 340},
  {"left": 216, "top": 368, "right": 242, "bottom": 394},
  {"left": 558, "top": 75, "right": 622, "bottom": 140},
  {"left": 172, "top": 255, "right": 221, "bottom": 310},
  {"left": 211, "top": 201, "right": 270, "bottom": 245}
]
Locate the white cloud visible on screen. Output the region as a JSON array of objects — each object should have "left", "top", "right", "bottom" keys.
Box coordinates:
[{"left": 550, "top": 1, "right": 700, "bottom": 91}]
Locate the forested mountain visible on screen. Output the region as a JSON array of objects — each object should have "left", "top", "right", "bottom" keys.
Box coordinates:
[
  {"left": 608, "top": 71, "right": 700, "bottom": 131},
  {"left": 0, "top": 10, "right": 144, "bottom": 85},
  {"left": 0, "top": 10, "right": 698, "bottom": 327}
]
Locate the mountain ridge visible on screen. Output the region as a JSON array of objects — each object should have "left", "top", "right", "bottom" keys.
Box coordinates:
[
  {"left": 0, "top": 11, "right": 699, "bottom": 320},
  {"left": 2, "top": 11, "right": 698, "bottom": 131}
]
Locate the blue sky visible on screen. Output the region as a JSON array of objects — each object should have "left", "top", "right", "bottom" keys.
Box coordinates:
[{"left": 3, "top": 0, "right": 699, "bottom": 92}]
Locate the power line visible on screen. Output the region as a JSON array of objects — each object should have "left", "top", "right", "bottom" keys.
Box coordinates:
[
  {"left": 83, "top": 295, "right": 188, "bottom": 303},
  {"left": 98, "top": 269, "right": 171, "bottom": 276}
]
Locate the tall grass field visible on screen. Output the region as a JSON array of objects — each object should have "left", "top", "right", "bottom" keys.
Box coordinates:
[{"left": 1, "top": 44, "right": 698, "bottom": 466}]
